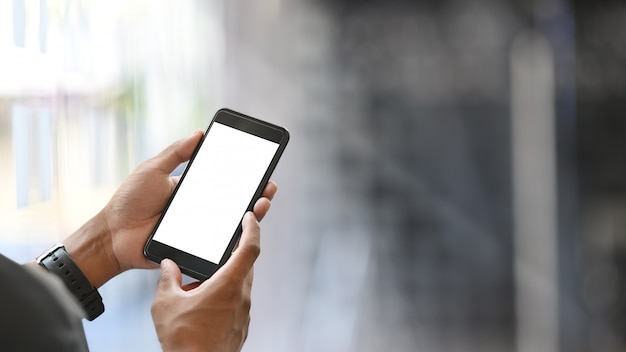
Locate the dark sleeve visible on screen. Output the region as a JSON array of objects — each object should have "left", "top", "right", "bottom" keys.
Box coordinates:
[{"left": 0, "top": 253, "right": 89, "bottom": 351}]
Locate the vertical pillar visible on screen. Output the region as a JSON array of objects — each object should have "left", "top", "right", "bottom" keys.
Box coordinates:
[{"left": 511, "top": 32, "right": 559, "bottom": 352}]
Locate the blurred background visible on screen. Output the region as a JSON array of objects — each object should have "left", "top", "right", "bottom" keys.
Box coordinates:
[{"left": 1, "top": 0, "right": 625, "bottom": 351}]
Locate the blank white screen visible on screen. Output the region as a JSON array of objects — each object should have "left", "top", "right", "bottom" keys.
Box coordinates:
[{"left": 152, "top": 122, "right": 279, "bottom": 263}]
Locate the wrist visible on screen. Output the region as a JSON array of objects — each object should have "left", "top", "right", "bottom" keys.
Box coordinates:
[
  {"left": 62, "top": 211, "right": 120, "bottom": 288},
  {"left": 36, "top": 243, "right": 105, "bottom": 320}
]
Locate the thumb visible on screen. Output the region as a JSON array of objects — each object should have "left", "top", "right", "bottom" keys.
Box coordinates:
[
  {"left": 152, "top": 129, "right": 203, "bottom": 173},
  {"left": 157, "top": 259, "right": 183, "bottom": 292}
]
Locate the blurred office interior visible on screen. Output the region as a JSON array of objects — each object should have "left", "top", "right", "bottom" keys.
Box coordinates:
[{"left": 1, "top": 0, "right": 625, "bottom": 351}]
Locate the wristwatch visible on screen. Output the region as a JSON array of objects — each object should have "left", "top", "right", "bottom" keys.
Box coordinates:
[{"left": 36, "top": 244, "right": 105, "bottom": 321}]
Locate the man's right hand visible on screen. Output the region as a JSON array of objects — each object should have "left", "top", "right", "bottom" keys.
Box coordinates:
[{"left": 151, "top": 211, "right": 262, "bottom": 352}]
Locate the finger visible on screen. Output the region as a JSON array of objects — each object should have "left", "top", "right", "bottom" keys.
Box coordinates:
[
  {"left": 156, "top": 259, "right": 183, "bottom": 292},
  {"left": 254, "top": 181, "right": 277, "bottom": 221},
  {"left": 261, "top": 181, "right": 278, "bottom": 201},
  {"left": 217, "top": 212, "right": 261, "bottom": 281},
  {"left": 253, "top": 197, "right": 271, "bottom": 222},
  {"left": 169, "top": 175, "right": 181, "bottom": 185},
  {"left": 169, "top": 175, "right": 182, "bottom": 190},
  {"left": 152, "top": 129, "right": 203, "bottom": 174}
]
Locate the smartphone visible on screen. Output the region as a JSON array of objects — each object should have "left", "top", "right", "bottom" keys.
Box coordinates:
[{"left": 143, "top": 108, "right": 289, "bottom": 280}]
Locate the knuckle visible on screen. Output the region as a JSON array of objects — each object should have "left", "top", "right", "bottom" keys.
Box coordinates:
[
  {"left": 157, "top": 275, "right": 169, "bottom": 288},
  {"left": 244, "top": 242, "right": 261, "bottom": 260},
  {"left": 242, "top": 295, "right": 252, "bottom": 313},
  {"left": 150, "top": 299, "right": 161, "bottom": 317}
]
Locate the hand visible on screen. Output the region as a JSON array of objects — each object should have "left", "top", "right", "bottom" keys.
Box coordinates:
[
  {"left": 62, "top": 130, "right": 278, "bottom": 287},
  {"left": 151, "top": 212, "right": 261, "bottom": 352}
]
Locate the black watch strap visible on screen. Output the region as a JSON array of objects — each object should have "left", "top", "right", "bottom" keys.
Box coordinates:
[{"left": 36, "top": 244, "right": 105, "bottom": 321}]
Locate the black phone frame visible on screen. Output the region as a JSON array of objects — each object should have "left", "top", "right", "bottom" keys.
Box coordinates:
[{"left": 143, "top": 108, "right": 289, "bottom": 280}]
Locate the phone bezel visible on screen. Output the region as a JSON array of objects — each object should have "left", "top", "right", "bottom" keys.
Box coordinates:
[{"left": 143, "top": 108, "right": 289, "bottom": 280}]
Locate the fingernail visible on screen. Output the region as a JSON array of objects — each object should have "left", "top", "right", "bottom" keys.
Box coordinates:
[
  {"left": 161, "top": 259, "right": 169, "bottom": 269},
  {"left": 246, "top": 211, "right": 257, "bottom": 222}
]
